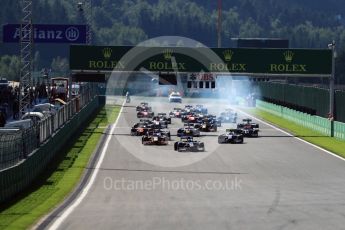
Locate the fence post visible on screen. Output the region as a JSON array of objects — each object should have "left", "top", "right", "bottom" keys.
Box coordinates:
[{"left": 328, "top": 41, "right": 336, "bottom": 137}]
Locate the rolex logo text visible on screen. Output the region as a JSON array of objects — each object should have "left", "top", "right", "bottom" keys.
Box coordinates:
[{"left": 269, "top": 51, "right": 307, "bottom": 73}]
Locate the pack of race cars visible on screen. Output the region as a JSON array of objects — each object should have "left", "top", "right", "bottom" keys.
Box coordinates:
[{"left": 131, "top": 102, "right": 260, "bottom": 152}]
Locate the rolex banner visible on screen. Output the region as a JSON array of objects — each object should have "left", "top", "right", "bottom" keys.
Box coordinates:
[{"left": 70, "top": 45, "right": 332, "bottom": 76}]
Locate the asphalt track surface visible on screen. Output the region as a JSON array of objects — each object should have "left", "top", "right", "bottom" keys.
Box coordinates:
[{"left": 43, "top": 96, "right": 345, "bottom": 230}]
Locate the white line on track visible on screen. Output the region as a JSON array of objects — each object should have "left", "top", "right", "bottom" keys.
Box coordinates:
[
  {"left": 235, "top": 107, "right": 345, "bottom": 162},
  {"left": 48, "top": 100, "right": 126, "bottom": 230},
  {"left": 48, "top": 102, "right": 344, "bottom": 229}
]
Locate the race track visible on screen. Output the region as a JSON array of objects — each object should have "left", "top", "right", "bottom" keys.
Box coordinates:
[{"left": 43, "top": 96, "right": 345, "bottom": 230}]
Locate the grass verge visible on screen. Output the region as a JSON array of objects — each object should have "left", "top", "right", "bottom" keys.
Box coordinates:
[
  {"left": 244, "top": 107, "right": 345, "bottom": 159},
  {"left": 0, "top": 105, "right": 120, "bottom": 230}
]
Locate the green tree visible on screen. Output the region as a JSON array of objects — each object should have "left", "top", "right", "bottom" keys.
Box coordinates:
[
  {"left": 51, "top": 56, "right": 69, "bottom": 75},
  {"left": 239, "top": 18, "right": 263, "bottom": 38},
  {"left": 0, "top": 55, "right": 21, "bottom": 81}
]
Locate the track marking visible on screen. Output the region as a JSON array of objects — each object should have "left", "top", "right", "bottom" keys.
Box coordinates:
[
  {"left": 235, "top": 107, "right": 345, "bottom": 162},
  {"left": 48, "top": 101, "right": 344, "bottom": 229},
  {"left": 48, "top": 99, "right": 126, "bottom": 230}
]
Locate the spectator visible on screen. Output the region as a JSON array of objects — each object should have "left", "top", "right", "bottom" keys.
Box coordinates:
[
  {"left": 56, "top": 84, "right": 66, "bottom": 101},
  {"left": 0, "top": 111, "right": 6, "bottom": 127},
  {"left": 50, "top": 83, "right": 57, "bottom": 102},
  {"left": 35, "top": 82, "right": 40, "bottom": 104},
  {"left": 12, "top": 99, "right": 19, "bottom": 120},
  {"left": 38, "top": 83, "right": 48, "bottom": 102},
  {"left": 29, "top": 88, "right": 34, "bottom": 106},
  {"left": 327, "top": 112, "right": 334, "bottom": 121}
]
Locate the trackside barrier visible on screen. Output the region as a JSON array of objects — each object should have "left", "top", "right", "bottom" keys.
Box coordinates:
[
  {"left": 256, "top": 100, "right": 345, "bottom": 140},
  {"left": 0, "top": 95, "right": 105, "bottom": 203},
  {"left": 0, "top": 130, "right": 23, "bottom": 170},
  {"left": 0, "top": 83, "right": 99, "bottom": 171},
  {"left": 257, "top": 82, "right": 345, "bottom": 123},
  {"left": 334, "top": 121, "right": 345, "bottom": 140}
]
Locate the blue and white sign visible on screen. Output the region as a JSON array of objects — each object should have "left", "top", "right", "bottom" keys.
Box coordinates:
[{"left": 3, "top": 24, "right": 87, "bottom": 43}]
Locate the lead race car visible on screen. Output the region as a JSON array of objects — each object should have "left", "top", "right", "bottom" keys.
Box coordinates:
[
  {"left": 218, "top": 129, "right": 244, "bottom": 144},
  {"left": 237, "top": 119, "right": 259, "bottom": 137},
  {"left": 174, "top": 136, "right": 205, "bottom": 152}
]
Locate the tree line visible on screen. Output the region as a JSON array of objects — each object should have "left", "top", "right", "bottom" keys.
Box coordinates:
[{"left": 1, "top": 0, "right": 345, "bottom": 82}]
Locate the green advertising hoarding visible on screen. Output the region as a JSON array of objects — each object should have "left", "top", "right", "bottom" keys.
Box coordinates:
[{"left": 70, "top": 45, "right": 332, "bottom": 76}]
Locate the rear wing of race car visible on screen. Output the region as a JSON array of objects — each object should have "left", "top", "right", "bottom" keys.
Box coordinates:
[
  {"left": 180, "top": 136, "right": 193, "bottom": 141},
  {"left": 226, "top": 128, "right": 238, "bottom": 132},
  {"left": 251, "top": 124, "right": 259, "bottom": 129},
  {"left": 226, "top": 128, "right": 242, "bottom": 133},
  {"left": 158, "top": 113, "right": 167, "bottom": 116},
  {"left": 184, "top": 123, "right": 196, "bottom": 127},
  {"left": 242, "top": 118, "right": 252, "bottom": 123},
  {"left": 237, "top": 123, "right": 259, "bottom": 130}
]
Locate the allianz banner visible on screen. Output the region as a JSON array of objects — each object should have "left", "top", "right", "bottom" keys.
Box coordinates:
[
  {"left": 3, "top": 24, "right": 87, "bottom": 44},
  {"left": 70, "top": 45, "right": 332, "bottom": 76}
]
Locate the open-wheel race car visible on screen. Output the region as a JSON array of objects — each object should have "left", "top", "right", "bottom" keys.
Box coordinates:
[
  {"left": 218, "top": 129, "right": 244, "bottom": 144},
  {"left": 151, "top": 115, "right": 169, "bottom": 128},
  {"left": 197, "top": 118, "right": 218, "bottom": 132},
  {"left": 184, "top": 104, "right": 193, "bottom": 111},
  {"left": 137, "top": 110, "right": 154, "bottom": 118},
  {"left": 181, "top": 112, "right": 200, "bottom": 123},
  {"left": 174, "top": 136, "right": 205, "bottom": 152},
  {"left": 169, "top": 108, "right": 183, "bottom": 118},
  {"left": 130, "top": 121, "right": 152, "bottom": 136},
  {"left": 142, "top": 129, "right": 170, "bottom": 145},
  {"left": 194, "top": 104, "right": 208, "bottom": 115},
  {"left": 219, "top": 109, "right": 237, "bottom": 123},
  {"left": 140, "top": 119, "right": 168, "bottom": 129},
  {"left": 156, "top": 113, "right": 171, "bottom": 124},
  {"left": 136, "top": 102, "right": 152, "bottom": 111},
  {"left": 202, "top": 115, "right": 221, "bottom": 127},
  {"left": 237, "top": 119, "right": 259, "bottom": 137},
  {"left": 177, "top": 123, "right": 201, "bottom": 137}
]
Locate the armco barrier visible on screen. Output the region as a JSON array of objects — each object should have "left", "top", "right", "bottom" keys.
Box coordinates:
[
  {"left": 256, "top": 100, "right": 345, "bottom": 139},
  {"left": 0, "top": 96, "right": 105, "bottom": 203}
]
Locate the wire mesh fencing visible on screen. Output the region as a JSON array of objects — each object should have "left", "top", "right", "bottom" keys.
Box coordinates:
[{"left": 0, "top": 83, "right": 99, "bottom": 171}]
